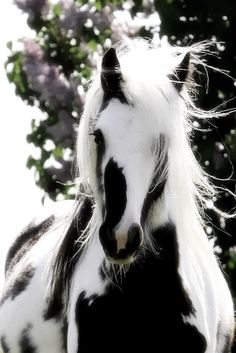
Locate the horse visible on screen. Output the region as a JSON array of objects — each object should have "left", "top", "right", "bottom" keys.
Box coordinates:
[{"left": 0, "top": 39, "right": 234, "bottom": 353}]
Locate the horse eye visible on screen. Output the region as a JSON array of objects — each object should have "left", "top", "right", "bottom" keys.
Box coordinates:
[{"left": 93, "top": 129, "right": 104, "bottom": 146}]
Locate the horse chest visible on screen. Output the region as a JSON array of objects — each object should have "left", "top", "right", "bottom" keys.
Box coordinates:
[{"left": 75, "top": 253, "right": 207, "bottom": 353}]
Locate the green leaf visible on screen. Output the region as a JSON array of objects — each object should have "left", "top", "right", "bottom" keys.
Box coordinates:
[
  {"left": 53, "top": 146, "right": 63, "bottom": 158},
  {"left": 88, "top": 39, "right": 97, "bottom": 50},
  {"left": 52, "top": 4, "right": 62, "bottom": 17}
]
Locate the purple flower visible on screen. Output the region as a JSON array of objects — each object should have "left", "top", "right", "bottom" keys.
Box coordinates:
[
  {"left": 23, "top": 39, "right": 74, "bottom": 108},
  {"left": 47, "top": 110, "right": 75, "bottom": 147},
  {"left": 15, "top": 0, "right": 48, "bottom": 16},
  {"left": 24, "top": 39, "right": 44, "bottom": 61},
  {"left": 58, "top": 1, "right": 113, "bottom": 37}
]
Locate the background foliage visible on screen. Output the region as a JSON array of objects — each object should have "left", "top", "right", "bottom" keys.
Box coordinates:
[{"left": 6, "top": 0, "right": 236, "bottom": 346}]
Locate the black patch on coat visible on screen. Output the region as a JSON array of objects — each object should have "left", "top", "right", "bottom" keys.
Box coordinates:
[
  {"left": 95, "top": 129, "right": 106, "bottom": 198},
  {"left": 0, "top": 265, "right": 35, "bottom": 306},
  {"left": 103, "top": 158, "right": 127, "bottom": 229},
  {"left": 141, "top": 136, "right": 168, "bottom": 225},
  {"left": 99, "top": 159, "right": 127, "bottom": 257},
  {"left": 5, "top": 216, "right": 55, "bottom": 275},
  {"left": 19, "top": 324, "right": 36, "bottom": 353},
  {"left": 0, "top": 336, "right": 10, "bottom": 353},
  {"left": 151, "top": 223, "right": 195, "bottom": 316},
  {"left": 101, "top": 47, "right": 128, "bottom": 105},
  {"left": 75, "top": 223, "right": 207, "bottom": 353},
  {"left": 101, "top": 85, "right": 128, "bottom": 107},
  {"left": 44, "top": 197, "right": 93, "bottom": 320}
]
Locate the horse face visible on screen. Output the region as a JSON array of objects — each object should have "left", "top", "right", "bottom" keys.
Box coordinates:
[
  {"left": 92, "top": 99, "right": 159, "bottom": 264},
  {"left": 87, "top": 47, "right": 169, "bottom": 264}
]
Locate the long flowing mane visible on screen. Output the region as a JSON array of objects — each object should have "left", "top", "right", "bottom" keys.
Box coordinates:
[
  {"left": 1, "top": 38, "right": 235, "bottom": 353},
  {"left": 78, "top": 39, "right": 232, "bottom": 212},
  {"left": 48, "top": 38, "right": 235, "bottom": 311}
]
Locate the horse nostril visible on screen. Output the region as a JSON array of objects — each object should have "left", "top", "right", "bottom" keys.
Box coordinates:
[{"left": 127, "top": 223, "right": 143, "bottom": 253}]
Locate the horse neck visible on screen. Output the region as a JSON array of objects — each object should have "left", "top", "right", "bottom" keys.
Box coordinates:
[
  {"left": 148, "top": 130, "right": 206, "bottom": 247},
  {"left": 148, "top": 133, "right": 222, "bottom": 279}
]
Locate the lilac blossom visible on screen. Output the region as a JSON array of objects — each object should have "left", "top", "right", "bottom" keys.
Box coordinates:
[
  {"left": 47, "top": 110, "right": 76, "bottom": 147},
  {"left": 58, "top": 0, "right": 89, "bottom": 36},
  {"left": 23, "top": 39, "right": 74, "bottom": 108},
  {"left": 15, "top": 0, "right": 49, "bottom": 18},
  {"left": 58, "top": 1, "right": 113, "bottom": 37},
  {"left": 58, "top": 0, "right": 159, "bottom": 45}
]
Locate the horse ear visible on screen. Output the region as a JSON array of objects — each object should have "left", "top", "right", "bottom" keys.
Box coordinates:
[
  {"left": 101, "top": 47, "right": 122, "bottom": 93},
  {"left": 169, "top": 52, "right": 192, "bottom": 92}
]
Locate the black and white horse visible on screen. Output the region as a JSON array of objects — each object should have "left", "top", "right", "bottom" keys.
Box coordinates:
[{"left": 0, "top": 40, "right": 234, "bottom": 353}]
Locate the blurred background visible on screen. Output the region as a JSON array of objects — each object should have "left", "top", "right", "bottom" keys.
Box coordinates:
[{"left": 0, "top": 0, "right": 235, "bottom": 348}]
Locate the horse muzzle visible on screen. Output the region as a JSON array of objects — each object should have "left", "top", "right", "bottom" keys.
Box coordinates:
[{"left": 99, "top": 223, "right": 143, "bottom": 264}]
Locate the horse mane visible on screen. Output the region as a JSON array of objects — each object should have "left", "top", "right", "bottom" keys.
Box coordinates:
[
  {"left": 78, "top": 38, "right": 235, "bottom": 219},
  {"left": 45, "top": 196, "right": 94, "bottom": 318},
  {"left": 47, "top": 38, "right": 236, "bottom": 314}
]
